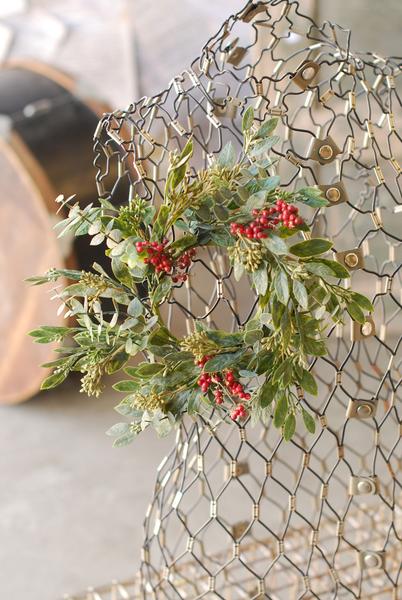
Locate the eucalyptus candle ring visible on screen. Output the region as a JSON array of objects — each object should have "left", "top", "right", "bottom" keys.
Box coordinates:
[{"left": 28, "top": 107, "right": 373, "bottom": 445}]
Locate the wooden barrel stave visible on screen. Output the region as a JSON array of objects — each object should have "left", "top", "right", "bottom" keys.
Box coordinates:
[{"left": 0, "top": 61, "right": 111, "bottom": 404}]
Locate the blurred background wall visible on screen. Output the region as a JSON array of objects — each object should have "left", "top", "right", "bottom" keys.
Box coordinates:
[
  {"left": 0, "top": 1, "right": 400, "bottom": 599},
  {"left": 1, "top": 1, "right": 401, "bottom": 105}
]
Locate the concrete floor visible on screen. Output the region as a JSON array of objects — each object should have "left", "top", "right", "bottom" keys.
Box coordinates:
[{"left": 0, "top": 380, "right": 170, "bottom": 600}]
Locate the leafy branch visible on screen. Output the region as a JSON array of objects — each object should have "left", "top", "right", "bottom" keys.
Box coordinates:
[{"left": 28, "top": 106, "right": 374, "bottom": 446}]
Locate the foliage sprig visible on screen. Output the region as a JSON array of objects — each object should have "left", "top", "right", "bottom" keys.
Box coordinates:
[{"left": 29, "top": 107, "right": 373, "bottom": 445}]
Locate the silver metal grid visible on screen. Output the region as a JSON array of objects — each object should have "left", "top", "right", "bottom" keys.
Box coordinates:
[{"left": 84, "top": 1, "right": 401, "bottom": 598}]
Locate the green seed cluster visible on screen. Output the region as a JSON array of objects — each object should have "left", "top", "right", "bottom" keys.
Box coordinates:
[
  {"left": 132, "top": 392, "right": 165, "bottom": 413},
  {"left": 228, "top": 239, "right": 264, "bottom": 272},
  {"left": 180, "top": 331, "right": 218, "bottom": 362}
]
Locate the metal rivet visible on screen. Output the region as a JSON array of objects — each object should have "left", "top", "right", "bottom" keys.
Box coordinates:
[
  {"left": 356, "top": 403, "right": 373, "bottom": 417},
  {"left": 301, "top": 66, "right": 316, "bottom": 81},
  {"left": 361, "top": 321, "right": 374, "bottom": 337},
  {"left": 326, "top": 187, "right": 341, "bottom": 202},
  {"left": 344, "top": 252, "right": 359, "bottom": 268},
  {"left": 357, "top": 480, "right": 374, "bottom": 494},
  {"left": 318, "top": 144, "right": 334, "bottom": 160},
  {"left": 363, "top": 553, "right": 382, "bottom": 569}
]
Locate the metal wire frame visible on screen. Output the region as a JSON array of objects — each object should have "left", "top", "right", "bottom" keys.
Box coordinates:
[{"left": 88, "top": 0, "right": 401, "bottom": 598}]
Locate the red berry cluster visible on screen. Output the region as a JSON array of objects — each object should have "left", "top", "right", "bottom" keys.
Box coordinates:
[
  {"left": 135, "top": 240, "right": 195, "bottom": 282},
  {"left": 230, "top": 200, "right": 303, "bottom": 240},
  {"left": 224, "top": 369, "right": 251, "bottom": 402},
  {"left": 172, "top": 248, "right": 196, "bottom": 283},
  {"left": 230, "top": 403, "right": 247, "bottom": 421},
  {"left": 196, "top": 361, "right": 251, "bottom": 421}
]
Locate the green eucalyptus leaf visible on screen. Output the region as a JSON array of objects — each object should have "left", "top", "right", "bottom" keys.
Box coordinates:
[
  {"left": 113, "top": 431, "right": 137, "bottom": 447},
  {"left": 106, "top": 422, "right": 131, "bottom": 437},
  {"left": 152, "top": 278, "right": 172, "bottom": 306},
  {"left": 302, "top": 408, "right": 316, "bottom": 433},
  {"left": 127, "top": 297, "right": 144, "bottom": 318},
  {"left": 155, "top": 361, "right": 198, "bottom": 389},
  {"left": 217, "top": 141, "right": 237, "bottom": 168},
  {"left": 170, "top": 234, "right": 197, "bottom": 253},
  {"left": 244, "top": 329, "right": 263, "bottom": 345},
  {"left": 41, "top": 370, "right": 68, "bottom": 390},
  {"left": 165, "top": 139, "right": 193, "bottom": 193},
  {"left": 112, "top": 257, "right": 134, "bottom": 288},
  {"left": 297, "top": 187, "right": 328, "bottom": 208},
  {"left": 113, "top": 380, "right": 139, "bottom": 392},
  {"left": 317, "top": 258, "right": 350, "bottom": 279},
  {"left": 282, "top": 360, "right": 294, "bottom": 387},
  {"left": 123, "top": 366, "right": 142, "bottom": 378},
  {"left": 249, "top": 136, "right": 280, "bottom": 158},
  {"left": 106, "top": 351, "right": 130, "bottom": 374},
  {"left": 213, "top": 204, "right": 229, "bottom": 222},
  {"left": 29, "top": 326, "right": 71, "bottom": 343},
  {"left": 246, "top": 190, "right": 267, "bottom": 210},
  {"left": 114, "top": 399, "right": 143, "bottom": 417},
  {"left": 253, "top": 266, "right": 269, "bottom": 296},
  {"left": 263, "top": 234, "right": 288, "bottom": 255},
  {"left": 148, "top": 327, "right": 177, "bottom": 356},
  {"left": 350, "top": 292, "right": 374, "bottom": 313},
  {"left": 273, "top": 392, "right": 288, "bottom": 428},
  {"left": 300, "top": 369, "right": 318, "bottom": 395},
  {"left": 258, "top": 175, "right": 280, "bottom": 191},
  {"left": 233, "top": 261, "right": 245, "bottom": 282},
  {"left": 254, "top": 351, "right": 274, "bottom": 375},
  {"left": 210, "top": 229, "right": 234, "bottom": 247},
  {"left": 283, "top": 413, "right": 296, "bottom": 441},
  {"left": 242, "top": 106, "right": 254, "bottom": 132},
  {"left": 292, "top": 280, "right": 309, "bottom": 310},
  {"left": 272, "top": 357, "right": 291, "bottom": 384},
  {"left": 303, "top": 337, "right": 327, "bottom": 356},
  {"left": 174, "top": 137, "right": 194, "bottom": 168},
  {"left": 347, "top": 302, "right": 366, "bottom": 324},
  {"left": 41, "top": 356, "right": 75, "bottom": 369},
  {"left": 153, "top": 205, "right": 170, "bottom": 239},
  {"left": 174, "top": 219, "right": 190, "bottom": 232},
  {"left": 194, "top": 204, "right": 212, "bottom": 222},
  {"left": 289, "top": 238, "right": 333, "bottom": 258},
  {"left": 305, "top": 261, "right": 338, "bottom": 279},
  {"left": 271, "top": 298, "right": 285, "bottom": 328},
  {"left": 239, "top": 369, "right": 257, "bottom": 378},
  {"left": 206, "top": 330, "right": 243, "bottom": 347},
  {"left": 259, "top": 381, "right": 277, "bottom": 408},
  {"left": 254, "top": 118, "right": 278, "bottom": 139},
  {"left": 153, "top": 414, "right": 174, "bottom": 438},
  {"left": 164, "top": 351, "right": 194, "bottom": 363},
  {"left": 187, "top": 390, "right": 202, "bottom": 415},
  {"left": 274, "top": 270, "right": 289, "bottom": 305},
  {"left": 135, "top": 363, "right": 165, "bottom": 377},
  {"left": 204, "top": 349, "right": 245, "bottom": 373}
]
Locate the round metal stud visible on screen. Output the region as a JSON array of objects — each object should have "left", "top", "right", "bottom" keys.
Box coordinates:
[
  {"left": 361, "top": 321, "right": 373, "bottom": 337},
  {"left": 357, "top": 479, "right": 374, "bottom": 494},
  {"left": 363, "top": 553, "right": 382, "bottom": 569},
  {"left": 356, "top": 403, "right": 373, "bottom": 418},
  {"left": 318, "top": 144, "right": 334, "bottom": 161},
  {"left": 344, "top": 252, "right": 359, "bottom": 268},
  {"left": 301, "top": 66, "right": 316, "bottom": 81},
  {"left": 326, "top": 187, "right": 341, "bottom": 202}
]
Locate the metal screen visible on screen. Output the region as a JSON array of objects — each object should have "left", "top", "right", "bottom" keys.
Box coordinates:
[{"left": 82, "top": 1, "right": 402, "bottom": 597}]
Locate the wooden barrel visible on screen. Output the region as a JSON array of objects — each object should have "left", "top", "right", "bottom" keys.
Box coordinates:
[{"left": 0, "top": 61, "right": 110, "bottom": 404}]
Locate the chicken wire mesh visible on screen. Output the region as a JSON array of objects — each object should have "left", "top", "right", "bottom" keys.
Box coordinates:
[{"left": 74, "top": 0, "right": 402, "bottom": 598}]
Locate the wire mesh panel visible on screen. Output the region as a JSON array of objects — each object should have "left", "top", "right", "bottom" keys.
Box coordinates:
[{"left": 91, "top": 1, "right": 401, "bottom": 598}]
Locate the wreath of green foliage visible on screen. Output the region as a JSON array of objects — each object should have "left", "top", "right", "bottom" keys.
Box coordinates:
[{"left": 29, "top": 107, "right": 373, "bottom": 445}]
